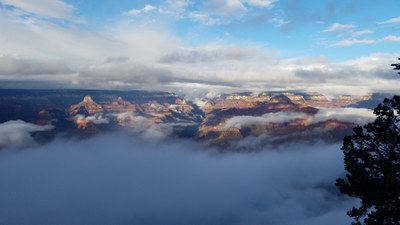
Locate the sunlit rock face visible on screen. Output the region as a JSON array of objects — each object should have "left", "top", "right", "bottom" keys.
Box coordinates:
[
  {"left": 194, "top": 91, "right": 375, "bottom": 148},
  {"left": 103, "top": 97, "right": 136, "bottom": 113},
  {"left": 0, "top": 89, "right": 384, "bottom": 149},
  {"left": 69, "top": 96, "right": 104, "bottom": 116}
]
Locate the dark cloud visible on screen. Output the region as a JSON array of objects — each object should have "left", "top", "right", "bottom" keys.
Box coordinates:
[
  {"left": 0, "top": 55, "right": 71, "bottom": 76},
  {"left": 294, "top": 66, "right": 396, "bottom": 82},
  {"left": 78, "top": 61, "right": 174, "bottom": 85},
  {"left": 0, "top": 133, "right": 356, "bottom": 225},
  {"left": 77, "top": 58, "right": 243, "bottom": 89}
]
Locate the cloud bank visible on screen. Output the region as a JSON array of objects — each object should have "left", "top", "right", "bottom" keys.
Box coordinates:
[
  {"left": 0, "top": 120, "right": 53, "bottom": 149},
  {"left": 223, "top": 107, "right": 375, "bottom": 130},
  {"left": 0, "top": 134, "right": 355, "bottom": 225},
  {"left": 0, "top": 1, "right": 399, "bottom": 97}
]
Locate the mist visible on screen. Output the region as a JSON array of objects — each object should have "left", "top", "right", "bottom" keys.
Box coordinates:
[
  {"left": 0, "top": 120, "right": 53, "bottom": 149},
  {"left": 223, "top": 107, "right": 375, "bottom": 130},
  {"left": 0, "top": 133, "right": 356, "bottom": 225}
]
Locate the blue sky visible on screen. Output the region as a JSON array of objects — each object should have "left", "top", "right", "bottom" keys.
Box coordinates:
[
  {"left": 0, "top": 0, "right": 399, "bottom": 96},
  {"left": 61, "top": 0, "right": 399, "bottom": 60}
]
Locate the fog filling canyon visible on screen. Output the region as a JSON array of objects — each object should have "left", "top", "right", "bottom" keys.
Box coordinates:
[{"left": 0, "top": 130, "right": 357, "bottom": 225}]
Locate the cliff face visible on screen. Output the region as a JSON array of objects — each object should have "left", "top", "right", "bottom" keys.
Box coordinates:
[
  {"left": 0, "top": 89, "right": 384, "bottom": 150},
  {"left": 194, "top": 91, "right": 374, "bottom": 148},
  {"left": 103, "top": 97, "right": 136, "bottom": 113},
  {"left": 67, "top": 94, "right": 202, "bottom": 130},
  {"left": 69, "top": 96, "right": 104, "bottom": 115}
]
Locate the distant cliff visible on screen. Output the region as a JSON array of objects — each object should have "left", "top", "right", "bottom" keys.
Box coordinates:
[{"left": 0, "top": 89, "right": 390, "bottom": 150}]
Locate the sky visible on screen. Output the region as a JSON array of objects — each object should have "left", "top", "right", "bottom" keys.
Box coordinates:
[{"left": 0, "top": 0, "right": 399, "bottom": 96}]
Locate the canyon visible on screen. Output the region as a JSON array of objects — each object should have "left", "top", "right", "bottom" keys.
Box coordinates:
[{"left": 0, "top": 89, "right": 389, "bottom": 149}]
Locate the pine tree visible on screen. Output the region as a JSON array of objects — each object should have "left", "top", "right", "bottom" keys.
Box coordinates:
[
  {"left": 391, "top": 58, "right": 400, "bottom": 75},
  {"left": 336, "top": 60, "right": 400, "bottom": 225}
]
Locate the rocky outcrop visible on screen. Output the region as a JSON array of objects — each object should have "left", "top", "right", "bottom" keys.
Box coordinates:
[
  {"left": 194, "top": 91, "right": 365, "bottom": 148},
  {"left": 103, "top": 97, "right": 136, "bottom": 113},
  {"left": 69, "top": 96, "right": 104, "bottom": 116},
  {"left": 66, "top": 94, "right": 202, "bottom": 132},
  {"left": 269, "top": 95, "right": 293, "bottom": 104},
  {"left": 0, "top": 89, "right": 382, "bottom": 149}
]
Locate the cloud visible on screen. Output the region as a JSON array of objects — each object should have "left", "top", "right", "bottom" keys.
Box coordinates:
[
  {"left": 377, "top": 17, "right": 400, "bottom": 24},
  {"left": 313, "top": 108, "right": 375, "bottom": 123},
  {"left": 108, "top": 113, "right": 174, "bottom": 140},
  {"left": 269, "top": 17, "right": 290, "bottom": 27},
  {"left": 346, "top": 29, "right": 371, "bottom": 37},
  {"left": 112, "top": 111, "right": 137, "bottom": 124},
  {"left": 0, "top": 0, "right": 83, "bottom": 23},
  {"left": 0, "top": 12, "right": 126, "bottom": 63},
  {"left": 0, "top": 120, "right": 53, "bottom": 149},
  {"left": 162, "top": 52, "right": 400, "bottom": 96},
  {"left": 382, "top": 35, "right": 400, "bottom": 42},
  {"left": 330, "top": 38, "right": 375, "bottom": 47},
  {"left": 323, "top": 23, "right": 355, "bottom": 32},
  {"left": 244, "top": 0, "right": 275, "bottom": 8},
  {"left": 160, "top": 45, "right": 261, "bottom": 64},
  {"left": 223, "top": 111, "right": 309, "bottom": 130},
  {"left": 223, "top": 107, "right": 374, "bottom": 130},
  {"left": 184, "top": 0, "right": 277, "bottom": 26},
  {"left": 124, "top": 4, "right": 157, "bottom": 16},
  {"left": 73, "top": 114, "right": 109, "bottom": 125},
  {"left": 293, "top": 56, "right": 399, "bottom": 95},
  {"left": 0, "top": 134, "right": 355, "bottom": 225},
  {"left": 0, "top": 55, "right": 71, "bottom": 76},
  {"left": 318, "top": 22, "right": 375, "bottom": 52},
  {"left": 77, "top": 59, "right": 177, "bottom": 88},
  {"left": 142, "top": 123, "right": 174, "bottom": 140},
  {"left": 165, "top": 0, "right": 191, "bottom": 13},
  {"left": 204, "top": 0, "right": 247, "bottom": 16},
  {"left": 0, "top": 3, "right": 399, "bottom": 97},
  {"left": 281, "top": 0, "right": 374, "bottom": 25},
  {"left": 187, "top": 12, "right": 220, "bottom": 26}
]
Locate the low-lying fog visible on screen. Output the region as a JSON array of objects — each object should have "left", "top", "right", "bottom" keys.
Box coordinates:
[{"left": 0, "top": 128, "right": 356, "bottom": 225}]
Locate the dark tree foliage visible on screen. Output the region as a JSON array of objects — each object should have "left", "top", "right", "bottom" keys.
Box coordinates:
[
  {"left": 336, "top": 95, "right": 400, "bottom": 224},
  {"left": 391, "top": 58, "right": 400, "bottom": 75}
]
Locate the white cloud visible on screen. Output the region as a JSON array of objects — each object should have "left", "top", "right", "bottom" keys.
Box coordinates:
[
  {"left": 377, "top": 17, "right": 400, "bottom": 24},
  {"left": 223, "top": 108, "right": 374, "bottom": 130},
  {"left": 313, "top": 108, "right": 375, "bottom": 124},
  {"left": 165, "top": 0, "right": 190, "bottom": 12},
  {"left": 0, "top": 2, "right": 399, "bottom": 98},
  {"left": 331, "top": 38, "right": 375, "bottom": 47},
  {"left": 0, "top": 12, "right": 125, "bottom": 63},
  {"left": 323, "top": 23, "right": 355, "bottom": 32},
  {"left": 73, "top": 114, "right": 109, "bottom": 125},
  {"left": 0, "top": 120, "right": 53, "bottom": 149},
  {"left": 109, "top": 113, "right": 172, "bottom": 140},
  {"left": 160, "top": 45, "right": 261, "bottom": 64},
  {"left": 0, "top": 134, "right": 355, "bottom": 225},
  {"left": 382, "top": 35, "right": 400, "bottom": 42},
  {"left": 113, "top": 112, "right": 136, "bottom": 123},
  {"left": 124, "top": 4, "right": 157, "bottom": 15},
  {"left": 0, "top": 0, "right": 83, "bottom": 23},
  {"left": 270, "top": 17, "right": 290, "bottom": 27},
  {"left": 188, "top": 12, "right": 220, "bottom": 25},
  {"left": 244, "top": 0, "right": 275, "bottom": 7},
  {"left": 143, "top": 4, "right": 156, "bottom": 12},
  {"left": 223, "top": 111, "right": 308, "bottom": 130},
  {"left": 205, "top": 0, "right": 246, "bottom": 16},
  {"left": 142, "top": 123, "right": 173, "bottom": 140},
  {"left": 347, "top": 29, "right": 371, "bottom": 37}
]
